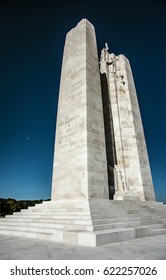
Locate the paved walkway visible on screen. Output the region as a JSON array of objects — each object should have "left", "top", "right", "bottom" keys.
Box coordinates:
[{"left": 0, "top": 234, "right": 166, "bottom": 260}]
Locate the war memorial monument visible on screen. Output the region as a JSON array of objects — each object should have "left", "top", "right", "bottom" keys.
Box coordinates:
[{"left": 0, "top": 19, "right": 165, "bottom": 246}]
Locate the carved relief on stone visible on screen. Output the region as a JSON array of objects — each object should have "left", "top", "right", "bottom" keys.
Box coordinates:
[
  {"left": 100, "top": 44, "right": 116, "bottom": 74},
  {"left": 114, "top": 165, "right": 127, "bottom": 192},
  {"left": 100, "top": 43, "right": 109, "bottom": 63},
  {"left": 116, "top": 72, "right": 126, "bottom": 93},
  {"left": 108, "top": 53, "right": 116, "bottom": 73}
]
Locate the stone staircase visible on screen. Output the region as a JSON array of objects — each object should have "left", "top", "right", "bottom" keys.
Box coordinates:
[{"left": 0, "top": 200, "right": 166, "bottom": 246}]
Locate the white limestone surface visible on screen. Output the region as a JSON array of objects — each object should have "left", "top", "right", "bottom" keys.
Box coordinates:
[
  {"left": 100, "top": 49, "right": 155, "bottom": 201},
  {"left": 52, "top": 19, "right": 108, "bottom": 200}
]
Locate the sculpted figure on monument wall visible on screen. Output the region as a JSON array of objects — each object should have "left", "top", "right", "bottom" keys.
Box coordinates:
[
  {"left": 100, "top": 43, "right": 109, "bottom": 62},
  {"left": 116, "top": 72, "right": 126, "bottom": 92},
  {"left": 109, "top": 54, "right": 116, "bottom": 73},
  {"left": 114, "top": 165, "right": 127, "bottom": 192},
  {"left": 100, "top": 44, "right": 116, "bottom": 73}
]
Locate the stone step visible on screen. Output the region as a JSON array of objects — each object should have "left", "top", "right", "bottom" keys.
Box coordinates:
[
  {"left": 21, "top": 207, "right": 91, "bottom": 212},
  {"left": 0, "top": 200, "right": 165, "bottom": 247},
  {"left": 32, "top": 205, "right": 130, "bottom": 212},
  {"left": 19, "top": 201, "right": 162, "bottom": 210},
  {"left": 92, "top": 222, "right": 163, "bottom": 231},
  {"left": 10, "top": 213, "right": 143, "bottom": 220},
  {"left": 38, "top": 201, "right": 119, "bottom": 207},
  {"left": 34, "top": 201, "right": 165, "bottom": 210},
  {"left": 18, "top": 210, "right": 92, "bottom": 215},
  {"left": 0, "top": 220, "right": 162, "bottom": 232},
  {"left": 3, "top": 215, "right": 146, "bottom": 225},
  {"left": 3, "top": 214, "right": 161, "bottom": 224},
  {"left": 0, "top": 216, "right": 146, "bottom": 225},
  {"left": 5, "top": 214, "right": 107, "bottom": 221},
  {"left": 7, "top": 211, "right": 144, "bottom": 219},
  {"left": 91, "top": 218, "right": 149, "bottom": 226},
  {"left": 17, "top": 209, "right": 135, "bottom": 215},
  {"left": 11, "top": 214, "right": 93, "bottom": 219},
  {"left": 142, "top": 205, "right": 166, "bottom": 209},
  {"left": 0, "top": 226, "right": 151, "bottom": 246},
  {"left": 50, "top": 225, "right": 164, "bottom": 246},
  {"left": 151, "top": 228, "right": 166, "bottom": 235},
  {"left": 78, "top": 224, "right": 165, "bottom": 246},
  {"left": 13, "top": 211, "right": 125, "bottom": 217},
  {"left": 0, "top": 223, "right": 165, "bottom": 247},
  {"left": 5, "top": 214, "right": 137, "bottom": 222},
  {"left": 37, "top": 206, "right": 141, "bottom": 212},
  {"left": 0, "top": 217, "right": 162, "bottom": 231},
  {"left": 3, "top": 217, "right": 93, "bottom": 225},
  {"left": 0, "top": 224, "right": 58, "bottom": 234},
  {"left": 0, "top": 228, "right": 53, "bottom": 240},
  {"left": 0, "top": 222, "right": 89, "bottom": 231}
]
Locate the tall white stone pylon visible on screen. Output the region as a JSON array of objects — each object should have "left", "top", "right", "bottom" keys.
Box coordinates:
[
  {"left": 100, "top": 46, "right": 155, "bottom": 201},
  {"left": 52, "top": 19, "right": 109, "bottom": 200}
]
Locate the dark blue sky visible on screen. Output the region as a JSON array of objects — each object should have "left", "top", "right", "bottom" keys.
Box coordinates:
[{"left": 0, "top": 0, "right": 165, "bottom": 201}]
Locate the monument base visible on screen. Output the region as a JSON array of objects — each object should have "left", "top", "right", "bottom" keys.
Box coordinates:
[
  {"left": 0, "top": 199, "right": 166, "bottom": 246},
  {"left": 114, "top": 191, "right": 143, "bottom": 201}
]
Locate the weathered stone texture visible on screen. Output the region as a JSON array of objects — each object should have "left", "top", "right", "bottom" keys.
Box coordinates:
[
  {"left": 100, "top": 50, "right": 155, "bottom": 201},
  {"left": 51, "top": 19, "right": 108, "bottom": 200}
]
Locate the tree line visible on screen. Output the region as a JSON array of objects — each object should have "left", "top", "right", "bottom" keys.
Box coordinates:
[{"left": 0, "top": 198, "right": 48, "bottom": 217}]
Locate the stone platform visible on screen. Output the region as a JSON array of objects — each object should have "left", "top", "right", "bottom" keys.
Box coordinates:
[
  {"left": 1, "top": 234, "right": 166, "bottom": 259},
  {"left": 0, "top": 200, "right": 166, "bottom": 246}
]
